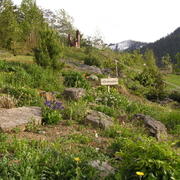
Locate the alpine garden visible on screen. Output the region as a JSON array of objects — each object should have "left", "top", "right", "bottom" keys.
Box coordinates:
[{"left": 0, "top": 0, "right": 179, "bottom": 179}]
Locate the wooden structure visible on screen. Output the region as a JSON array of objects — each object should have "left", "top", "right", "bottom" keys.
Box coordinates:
[{"left": 68, "top": 30, "right": 81, "bottom": 48}]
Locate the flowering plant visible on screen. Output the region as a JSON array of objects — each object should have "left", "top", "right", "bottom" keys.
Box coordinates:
[{"left": 44, "top": 100, "right": 64, "bottom": 110}]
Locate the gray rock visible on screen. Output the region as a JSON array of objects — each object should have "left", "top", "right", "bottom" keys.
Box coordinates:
[
  {"left": 62, "top": 59, "right": 102, "bottom": 74},
  {"left": 89, "top": 160, "right": 115, "bottom": 177},
  {"left": 79, "top": 64, "right": 102, "bottom": 74},
  {"left": 85, "top": 111, "right": 113, "bottom": 129},
  {"left": 63, "top": 88, "right": 86, "bottom": 100},
  {"left": 132, "top": 114, "right": 167, "bottom": 140},
  {"left": 0, "top": 107, "right": 42, "bottom": 132}
]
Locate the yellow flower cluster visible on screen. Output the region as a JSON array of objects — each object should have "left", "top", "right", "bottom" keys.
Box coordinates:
[
  {"left": 136, "top": 171, "right": 144, "bottom": 176},
  {"left": 74, "top": 157, "right": 80, "bottom": 162}
]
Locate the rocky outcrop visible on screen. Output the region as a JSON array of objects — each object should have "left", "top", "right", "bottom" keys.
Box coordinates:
[
  {"left": 63, "top": 88, "right": 86, "bottom": 100},
  {"left": 0, "top": 107, "right": 42, "bottom": 132},
  {"left": 132, "top": 114, "right": 167, "bottom": 140},
  {"left": 85, "top": 111, "right": 113, "bottom": 129}
]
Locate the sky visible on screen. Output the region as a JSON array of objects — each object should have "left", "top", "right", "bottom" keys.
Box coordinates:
[{"left": 13, "top": 0, "right": 180, "bottom": 44}]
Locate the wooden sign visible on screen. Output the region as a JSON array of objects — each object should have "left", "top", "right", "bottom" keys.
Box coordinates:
[{"left": 101, "top": 78, "right": 118, "bottom": 86}]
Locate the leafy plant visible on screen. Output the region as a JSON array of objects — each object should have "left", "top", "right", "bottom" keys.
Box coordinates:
[
  {"left": 62, "top": 71, "right": 90, "bottom": 89},
  {"left": 42, "top": 107, "right": 62, "bottom": 125}
]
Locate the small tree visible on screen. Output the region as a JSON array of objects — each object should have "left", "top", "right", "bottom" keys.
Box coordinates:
[
  {"left": 34, "top": 27, "right": 63, "bottom": 70},
  {"left": 143, "top": 49, "right": 157, "bottom": 69}
]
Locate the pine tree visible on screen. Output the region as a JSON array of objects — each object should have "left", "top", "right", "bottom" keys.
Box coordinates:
[{"left": 34, "top": 26, "right": 63, "bottom": 69}]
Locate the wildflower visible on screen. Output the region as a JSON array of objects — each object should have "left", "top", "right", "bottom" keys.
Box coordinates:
[
  {"left": 74, "top": 157, "right": 80, "bottom": 162},
  {"left": 136, "top": 172, "right": 144, "bottom": 176}
]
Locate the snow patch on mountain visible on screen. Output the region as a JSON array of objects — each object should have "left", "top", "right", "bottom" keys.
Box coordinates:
[{"left": 109, "top": 40, "right": 147, "bottom": 52}]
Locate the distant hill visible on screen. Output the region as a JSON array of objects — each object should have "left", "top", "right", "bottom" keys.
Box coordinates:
[
  {"left": 141, "top": 27, "right": 180, "bottom": 65},
  {"left": 109, "top": 27, "right": 180, "bottom": 65},
  {"left": 109, "top": 40, "right": 147, "bottom": 52}
]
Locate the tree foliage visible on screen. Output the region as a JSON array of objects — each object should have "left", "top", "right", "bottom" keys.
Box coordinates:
[{"left": 33, "top": 26, "right": 62, "bottom": 69}]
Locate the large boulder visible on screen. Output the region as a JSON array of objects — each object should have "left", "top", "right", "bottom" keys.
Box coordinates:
[
  {"left": 85, "top": 111, "right": 113, "bottom": 129},
  {"left": 63, "top": 88, "right": 86, "bottom": 100},
  {"left": 0, "top": 107, "right": 42, "bottom": 132},
  {"left": 132, "top": 114, "right": 167, "bottom": 140}
]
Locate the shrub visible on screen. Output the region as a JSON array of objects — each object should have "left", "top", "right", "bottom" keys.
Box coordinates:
[
  {"left": 62, "top": 71, "right": 90, "bottom": 89},
  {"left": 62, "top": 100, "right": 88, "bottom": 123},
  {"left": 2, "top": 86, "right": 42, "bottom": 107},
  {"left": 34, "top": 27, "right": 63, "bottom": 70},
  {"left": 169, "top": 90, "right": 180, "bottom": 102},
  {"left": 110, "top": 133, "right": 180, "bottom": 180},
  {"left": 84, "top": 54, "right": 101, "bottom": 67},
  {"left": 42, "top": 107, "right": 62, "bottom": 125}
]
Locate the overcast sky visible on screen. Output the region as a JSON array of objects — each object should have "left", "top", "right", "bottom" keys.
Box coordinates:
[{"left": 13, "top": 0, "right": 180, "bottom": 44}]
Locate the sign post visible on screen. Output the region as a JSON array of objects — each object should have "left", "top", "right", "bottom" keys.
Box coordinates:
[{"left": 100, "top": 78, "right": 119, "bottom": 92}]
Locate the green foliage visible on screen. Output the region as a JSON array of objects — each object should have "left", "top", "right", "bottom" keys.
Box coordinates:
[
  {"left": 0, "top": 138, "right": 107, "bottom": 179},
  {"left": 0, "top": 60, "right": 64, "bottom": 92},
  {"left": 2, "top": 86, "right": 42, "bottom": 106},
  {"left": 62, "top": 100, "right": 88, "bottom": 123},
  {"left": 42, "top": 107, "right": 62, "bottom": 125},
  {"left": 109, "top": 128, "right": 180, "bottom": 180},
  {"left": 169, "top": 90, "right": 180, "bottom": 102},
  {"left": 34, "top": 27, "right": 63, "bottom": 69},
  {"left": 93, "top": 105, "right": 119, "bottom": 118},
  {"left": 84, "top": 54, "right": 102, "bottom": 67},
  {"left": 68, "top": 133, "right": 92, "bottom": 144},
  {"left": 0, "top": 0, "right": 20, "bottom": 49},
  {"left": 62, "top": 71, "right": 90, "bottom": 89},
  {"left": 135, "top": 67, "right": 167, "bottom": 100}
]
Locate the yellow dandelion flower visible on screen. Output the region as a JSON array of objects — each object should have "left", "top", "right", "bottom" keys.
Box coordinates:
[
  {"left": 74, "top": 157, "right": 80, "bottom": 162},
  {"left": 136, "top": 172, "right": 144, "bottom": 176}
]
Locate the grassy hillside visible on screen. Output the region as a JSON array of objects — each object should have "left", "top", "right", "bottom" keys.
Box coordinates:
[{"left": 0, "top": 47, "right": 179, "bottom": 179}]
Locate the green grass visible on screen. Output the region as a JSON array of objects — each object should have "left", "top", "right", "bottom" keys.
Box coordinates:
[{"left": 164, "top": 74, "right": 180, "bottom": 91}]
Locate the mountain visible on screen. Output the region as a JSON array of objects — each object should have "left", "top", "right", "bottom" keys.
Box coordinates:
[
  {"left": 110, "top": 27, "right": 180, "bottom": 65},
  {"left": 141, "top": 27, "right": 180, "bottom": 64},
  {"left": 109, "top": 40, "right": 147, "bottom": 52}
]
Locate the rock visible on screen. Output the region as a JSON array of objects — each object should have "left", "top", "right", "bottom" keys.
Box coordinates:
[
  {"left": 39, "top": 91, "right": 56, "bottom": 101},
  {"left": 85, "top": 111, "right": 113, "bottom": 129},
  {"left": 79, "top": 64, "right": 102, "bottom": 74},
  {"left": 62, "top": 59, "right": 102, "bottom": 74},
  {"left": 63, "top": 88, "right": 86, "bottom": 100},
  {"left": 88, "top": 74, "right": 99, "bottom": 81},
  {"left": 156, "top": 98, "right": 174, "bottom": 105},
  {"left": 0, "top": 107, "right": 42, "bottom": 132},
  {"left": 0, "top": 95, "right": 16, "bottom": 109},
  {"left": 132, "top": 114, "right": 167, "bottom": 140},
  {"left": 89, "top": 160, "right": 115, "bottom": 177}
]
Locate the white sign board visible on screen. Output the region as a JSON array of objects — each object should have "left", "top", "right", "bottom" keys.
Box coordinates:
[{"left": 101, "top": 78, "right": 119, "bottom": 86}]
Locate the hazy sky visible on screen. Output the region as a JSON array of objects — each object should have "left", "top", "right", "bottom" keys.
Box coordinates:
[{"left": 13, "top": 0, "right": 180, "bottom": 43}]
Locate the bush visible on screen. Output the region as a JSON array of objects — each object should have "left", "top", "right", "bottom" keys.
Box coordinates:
[
  {"left": 169, "top": 90, "right": 180, "bottom": 102},
  {"left": 34, "top": 27, "right": 63, "bottom": 70},
  {"left": 42, "top": 107, "right": 62, "bottom": 125},
  {"left": 62, "top": 71, "right": 90, "bottom": 89},
  {"left": 2, "top": 86, "right": 42, "bottom": 107},
  {"left": 84, "top": 54, "right": 101, "bottom": 67},
  {"left": 110, "top": 132, "right": 180, "bottom": 180},
  {"left": 62, "top": 100, "right": 88, "bottom": 123}
]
